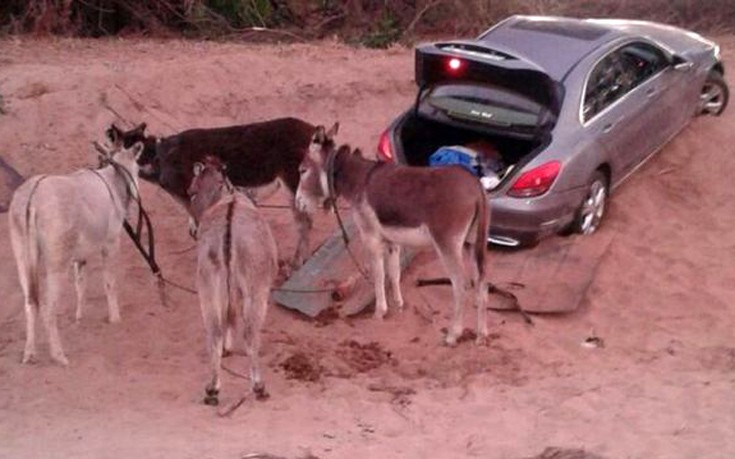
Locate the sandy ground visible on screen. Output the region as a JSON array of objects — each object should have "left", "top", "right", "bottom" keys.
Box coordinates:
[{"left": 0, "top": 35, "right": 734, "bottom": 459}]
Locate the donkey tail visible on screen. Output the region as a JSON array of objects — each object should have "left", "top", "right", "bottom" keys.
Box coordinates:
[
  {"left": 11, "top": 178, "right": 44, "bottom": 307},
  {"left": 224, "top": 198, "right": 236, "bottom": 327},
  {"left": 474, "top": 193, "right": 490, "bottom": 280},
  {"left": 25, "top": 204, "right": 41, "bottom": 306}
]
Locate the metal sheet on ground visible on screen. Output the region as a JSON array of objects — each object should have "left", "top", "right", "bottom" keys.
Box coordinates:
[
  {"left": 273, "top": 217, "right": 615, "bottom": 317},
  {"left": 272, "top": 219, "right": 414, "bottom": 318},
  {"left": 490, "top": 228, "right": 615, "bottom": 313},
  {"left": 0, "top": 156, "right": 24, "bottom": 213}
]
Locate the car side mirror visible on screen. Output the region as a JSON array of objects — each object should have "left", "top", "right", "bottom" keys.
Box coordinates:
[{"left": 672, "top": 55, "right": 693, "bottom": 71}]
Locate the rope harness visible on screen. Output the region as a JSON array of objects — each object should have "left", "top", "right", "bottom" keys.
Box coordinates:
[
  {"left": 92, "top": 145, "right": 161, "bottom": 279},
  {"left": 324, "top": 147, "right": 372, "bottom": 282},
  {"left": 91, "top": 143, "right": 192, "bottom": 300}
]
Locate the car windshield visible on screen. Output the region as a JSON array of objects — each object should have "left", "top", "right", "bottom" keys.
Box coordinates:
[{"left": 420, "top": 83, "right": 544, "bottom": 129}]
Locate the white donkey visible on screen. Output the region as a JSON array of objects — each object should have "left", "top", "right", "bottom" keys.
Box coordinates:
[
  {"left": 188, "top": 156, "right": 278, "bottom": 406},
  {"left": 9, "top": 141, "right": 144, "bottom": 365}
]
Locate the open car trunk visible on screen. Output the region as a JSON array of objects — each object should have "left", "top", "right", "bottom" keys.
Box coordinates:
[
  {"left": 396, "top": 112, "right": 548, "bottom": 187},
  {"left": 395, "top": 40, "right": 561, "bottom": 185}
]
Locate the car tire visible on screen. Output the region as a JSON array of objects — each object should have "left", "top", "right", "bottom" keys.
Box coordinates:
[
  {"left": 699, "top": 70, "right": 729, "bottom": 116},
  {"left": 571, "top": 170, "right": 608, "bottom": 236}
]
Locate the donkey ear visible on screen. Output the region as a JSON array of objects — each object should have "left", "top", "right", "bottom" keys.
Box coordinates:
[
  {"left": 134, "top": 122, "right": 147, "bottom": 134},
  {"left": 131, "top": 141, "right": 145, "bottom": 161},
  {"left": 326, "top": 122, "right": 339, "bottom": 139},
  {"left": 193, "top": 162, "right": 205, "bottom": 177},
  {"left": 312, "top": 125, "right": 326, "bottom": 144},
  {"left": 353, "top": 148, "right": 364, "bottom": 158},
  {"left": 106, "top": 123, "right": 122, "bottom": 144}
]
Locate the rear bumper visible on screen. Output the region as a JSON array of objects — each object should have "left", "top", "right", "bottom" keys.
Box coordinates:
[{"left": 487, "top": 187, "right": 586, "bottom": 246}]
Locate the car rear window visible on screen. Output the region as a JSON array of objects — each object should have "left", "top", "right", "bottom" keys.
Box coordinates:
[
  {"left": 510, "top": 18, "right": 610, "bottom": 41},
  {"left": 420, "top": 83, "right": 544, "bottom": 129}
]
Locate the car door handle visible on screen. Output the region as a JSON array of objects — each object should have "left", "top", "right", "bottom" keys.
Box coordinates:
[
  {"left": 646, "top": 87, "right": 657, "bottom": 98},
  {"left": 602, "top": 116, "right": 624, "bottom": 133}
]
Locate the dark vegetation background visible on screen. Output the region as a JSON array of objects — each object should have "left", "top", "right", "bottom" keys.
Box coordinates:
[{"left": 2, "top": 0, "right": 734, "bottom": 47}]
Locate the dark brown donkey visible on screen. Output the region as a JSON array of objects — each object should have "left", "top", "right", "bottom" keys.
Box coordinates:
[
  {"left": 107, "top": 118, "right": 316, "bottom": 267},
  {"left": 295, "top": 125, "right": 491, "bottom": 346}
]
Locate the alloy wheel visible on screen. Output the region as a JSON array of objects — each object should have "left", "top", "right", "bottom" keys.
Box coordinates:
[
  {"left": 578, "top": 179, "right": 607, "bottom": 235},
  {"left": 700, "top": 82, "right": 725, "bottom": 115}
]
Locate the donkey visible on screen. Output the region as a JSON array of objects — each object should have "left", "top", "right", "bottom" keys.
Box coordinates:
[
  {"left": 107, "top": 117, "right": 317, "bottom": 267},
  {"left": 295, "top": 125, "right": 491, "bottom": 346},
  {"left": 9, "top": 141, "right": 144, "bottom": 365},
  {"left": 188, "top": 156, "right": 278, "bottom": 406}
]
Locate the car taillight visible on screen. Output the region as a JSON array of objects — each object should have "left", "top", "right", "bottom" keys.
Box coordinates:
[
  {"left": 377, "top": 129, "right": 395, "bottom": 162},
  {"left": 448, "top": 58, "right": 463, "bottom": 71},
  {"left": 508, "top": 160, "right": 561, "bottom": 198}
]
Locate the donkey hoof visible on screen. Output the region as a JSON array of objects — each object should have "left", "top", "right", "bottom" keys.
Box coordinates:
[
  {"left": 475, "top": 335, "right": 490, "bottom": 347},
  {"left": 51, "top": 354, "right": 70, "bottom": 366},
  {"left": 21, "top": 353, "right": 37, "bottom": 365},
  {"left": 253, "top": 383, "right": 269, "bottom": 401},
  {"left": 443, "top": 335, "right": 458, "bottom": 347},
  {"left": 373, "top": 308, "right": 387, "bottom": 320},
  {"left": 204, "top": 387, "right": 220, "bottom": 406},
  {"left": 222, "top": 349, "right": 233, "bottom": 358}
]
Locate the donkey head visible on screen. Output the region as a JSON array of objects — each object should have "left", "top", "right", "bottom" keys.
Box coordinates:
[
  {"left": 295, "top": 122, "right": 339, "bottom": 214},
  {"left": 188, "top": 156, "right": 232, "bottom": 219},
  {"left": 94, "top": 140, "right": 145, "bottom": 200},
  {"left": 105, "top": 122, "right": 159, "bottom": 179}
]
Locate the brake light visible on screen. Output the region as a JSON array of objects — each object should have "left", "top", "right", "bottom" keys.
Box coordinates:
[
  {"left": 448, "top": 58, "right": 463, "bottom": 71},
  {"left": 508, "top": 160, "right": 561, "bottom": 198},
  {"left": 377, "top": 129, "right": 394, "bottom": 162}
]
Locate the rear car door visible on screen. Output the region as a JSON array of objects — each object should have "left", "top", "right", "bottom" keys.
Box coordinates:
[
  {"left": 582, "top": 47, "right": 650, "bottom": 179},
  {"left": 616, "top": 41, "right": 681, "bottom": 161}
]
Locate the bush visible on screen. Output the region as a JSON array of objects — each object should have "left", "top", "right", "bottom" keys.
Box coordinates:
[{"left": 1, "top": 0, "right": 733, "bottom": 41}]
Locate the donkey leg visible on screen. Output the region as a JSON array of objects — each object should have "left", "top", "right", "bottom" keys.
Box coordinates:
[
  {"left": 243, "top": 289, "right": 269, "bottom": 400},
  {"left": 42, "top": 272, "right": 68, "bottom": 366},
  {"left": 73, "top": 260, "right": 87, "bottom": 322},
  {"left": 385, "top": 243, "right": 404, "bottom": 311},
  {"left": 366, "top": 238, "right": 389, "bottom": 319},
  {"left": 14, "top": 251, "right": 38, "bottom": 364},
  {"left": 466, "top": 245, "right": 489, "bottom": 345},
  {"left": 101, "top": 243, "right": 121, "bottom": 323},
  {"left": 475, "top": 280, "right": 488, "bottom": 346},
  {"left": 199, "top": 280, "right": 225, "bottom": 406},
  {"left": 223, "top": 295, "right": 240, "bottom": 357},
  {"left": 291, "top": 207, "right": 312, "bottom": 269},
  {"left": 436, "top": 243, "right": 468, "bottom": 346}
]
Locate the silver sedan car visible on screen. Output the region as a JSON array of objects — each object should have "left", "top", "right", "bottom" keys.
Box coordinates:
[{"left": 377, "top": 15, "right": 729, "bottom": 246}]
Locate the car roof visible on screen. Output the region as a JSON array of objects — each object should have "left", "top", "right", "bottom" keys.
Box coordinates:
[{"left": 477, "top": 15, "right": 628, "bottom": 81}]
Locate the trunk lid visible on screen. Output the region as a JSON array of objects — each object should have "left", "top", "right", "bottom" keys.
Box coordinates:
[{"left": 415, "top": 41, "right": 565, "bottom": 117}]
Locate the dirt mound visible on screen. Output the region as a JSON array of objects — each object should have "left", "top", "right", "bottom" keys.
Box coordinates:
[
  {"left": 336, "top": 339, "right": 393, "bottom": 373},
  {"left": 279, "top": 351, "right": 324, "bottom": 382}
]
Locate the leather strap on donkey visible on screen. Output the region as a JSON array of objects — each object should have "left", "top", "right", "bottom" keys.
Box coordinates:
[
  {"left": 92, "top": 142, "right": 162, "bottom": 278},
  {"left": 324, "top": 147, "right": 375, "bottom": 282}
]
